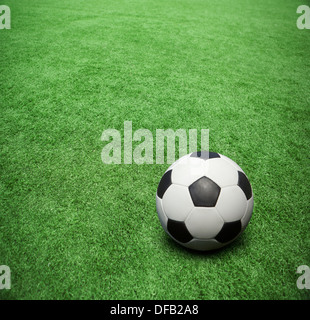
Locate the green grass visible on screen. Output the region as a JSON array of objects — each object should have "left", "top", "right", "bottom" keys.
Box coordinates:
[{"left": 0, "top": 0, "right": 309, "bottom": 300}]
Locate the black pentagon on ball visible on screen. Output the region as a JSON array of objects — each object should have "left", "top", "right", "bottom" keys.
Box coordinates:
[
  {"left": 189, "top": 176, "right": 221, "bottom": 207},
  {"left": 237, "top": 171, "right": 252, "bottom": 200},
  {"left": 167, "top": 219, "right": 193, "bottom": 243},
  {"left": 157, "top": 170, "right": 172, "bottom": 199},
  {"left": 215, "top": 220, "right": 242, "bottom": 243},
  {"left": 190, "top": 150, "right": 220, "bottom": 160}
]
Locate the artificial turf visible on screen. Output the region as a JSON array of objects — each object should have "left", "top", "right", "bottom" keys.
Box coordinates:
[{"left": 0, "top": 0, "right": 309, "bottom": 300}]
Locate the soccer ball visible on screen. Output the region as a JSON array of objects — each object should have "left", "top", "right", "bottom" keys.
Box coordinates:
[{"left": 156, "top": 151, "right": 254, "bottom": 251}]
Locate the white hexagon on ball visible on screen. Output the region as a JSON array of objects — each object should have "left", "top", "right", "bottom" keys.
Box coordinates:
[
  {"left": 204, "top": 158, "right": 238, "bottom": 188},
  {"left": 241, "top": 196, "right": 254, "bottom": 231},
  {"left": 162, "top": 184, "right": 194, "bottom": 221},
  {"left": 156, "top": 195, "right": 168, "bottom": 233},
  {"left": 183, "top": 238, "right": 223, "bottom": 251},
  {"left": 185, "top": 207, "right": 224, "bottom": 239},
  {"left": 171, "top": 156, "right": 206, "bottom": 187},
  {"left": 216, "top": 186, "right": 248, "bottom": 222}
]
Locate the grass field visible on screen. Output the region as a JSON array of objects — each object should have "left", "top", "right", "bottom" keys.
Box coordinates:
[{"left": 0, "top": 0, "right": 309, "bottom": 300}]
